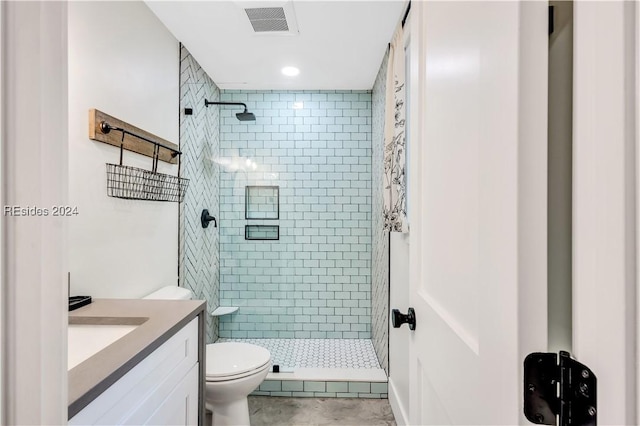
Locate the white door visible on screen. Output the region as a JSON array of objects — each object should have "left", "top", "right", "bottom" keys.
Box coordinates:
[{"left": 406, "top": 2, "right": 548, "bottom": 423}]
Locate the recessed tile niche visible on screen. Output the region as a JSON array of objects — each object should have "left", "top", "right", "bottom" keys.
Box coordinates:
[
  {"left": 245, "top": 186, "right": 279, "bottom": 220},
  {"left": 245, "top": 225, "right": 279, "bottom": 241}
]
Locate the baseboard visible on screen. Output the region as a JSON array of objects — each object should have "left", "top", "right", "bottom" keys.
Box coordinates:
[{"left": 388, "top": 377, "right": 409, "bottom": 426}]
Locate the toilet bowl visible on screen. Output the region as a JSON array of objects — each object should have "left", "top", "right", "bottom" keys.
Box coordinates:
[
  {"left": 205, "top": 342, "right": 271, "bottom": 426},
  {"left": 143, "top": 286, "right": 271, "bottom": 426}
]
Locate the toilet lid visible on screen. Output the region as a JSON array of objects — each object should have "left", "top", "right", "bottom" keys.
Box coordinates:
[{"left": 206, "top": 342, "right": 271, "bottom": 379}]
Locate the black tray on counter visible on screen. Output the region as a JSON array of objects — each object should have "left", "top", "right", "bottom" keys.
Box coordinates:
[{"left": 69, "top": 296, "right": 92, "bottom": 311}]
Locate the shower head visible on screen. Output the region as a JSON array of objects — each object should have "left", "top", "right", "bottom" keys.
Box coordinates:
[
  {"left": 236, "top": 110, "right": 256, "bottom": 121},
  {"left": 204, "top": 99, "right": 256, "bottom": 122}
]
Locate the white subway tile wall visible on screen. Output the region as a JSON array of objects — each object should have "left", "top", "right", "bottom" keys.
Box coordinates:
[
  {"left": 371, "top": 52, "right": 390, "bottom": 374},
  {"left": 219, "top": 90, "right": 373, "bottom": 339}
]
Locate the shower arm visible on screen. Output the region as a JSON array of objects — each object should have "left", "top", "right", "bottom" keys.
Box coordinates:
[{"left": 204, "top": 100, "right": 249, "bottom": 111}]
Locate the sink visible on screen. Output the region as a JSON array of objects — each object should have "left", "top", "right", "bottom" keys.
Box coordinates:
[{"left": 68, "top": 318, "right": 147, "bottom": 370}]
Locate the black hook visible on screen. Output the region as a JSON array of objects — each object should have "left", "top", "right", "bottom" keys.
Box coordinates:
[{"left": 100, "top": 121, "right": 112, "bottom": 134}]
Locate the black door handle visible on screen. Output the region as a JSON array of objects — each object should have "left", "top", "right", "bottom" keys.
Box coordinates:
[{"left": 391, "top": 308, "right": 416, "bottom": 330}]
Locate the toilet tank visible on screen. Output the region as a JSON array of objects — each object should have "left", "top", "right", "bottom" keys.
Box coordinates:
[{"left": 143, "top": 286, "right": 193, "bottom": 300}]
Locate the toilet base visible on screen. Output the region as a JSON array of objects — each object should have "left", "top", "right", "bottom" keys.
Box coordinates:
[{"left": 207, "top": 398, "right": 250, "bottom": 426}]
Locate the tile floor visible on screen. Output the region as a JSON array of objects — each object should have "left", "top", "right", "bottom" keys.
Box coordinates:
[
  {"left": 218, "top": 338, "right": 381, "bottom": 369},
  {"left": 248, "top": 396, "right": 397, "bottom": 426}
]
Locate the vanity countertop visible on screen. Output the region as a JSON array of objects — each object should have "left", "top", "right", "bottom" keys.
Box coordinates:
[{"left": 68, "top": 298, "right": 205, "bottom": 419}]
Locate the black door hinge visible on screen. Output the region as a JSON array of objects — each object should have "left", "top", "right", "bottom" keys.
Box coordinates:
[
  {"left": 524, "top": 351, "right": 597, "bottom": 426},
  {"left": 549, "top": 5, "right": 555, "bottom": 36}
]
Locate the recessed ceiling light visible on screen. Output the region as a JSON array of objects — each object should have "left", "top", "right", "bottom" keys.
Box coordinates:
[{"left": 281, "top": 66, "right": 300, "bottom": 77}]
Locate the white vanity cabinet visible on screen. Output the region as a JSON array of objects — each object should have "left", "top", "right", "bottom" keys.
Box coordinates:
[{"left": 69, "top": 318, "right": 200, "bottom": 425}]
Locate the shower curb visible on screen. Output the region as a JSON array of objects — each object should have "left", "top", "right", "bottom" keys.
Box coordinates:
[{"left": 251, "top": 379, "right": 388, "bottom": 399}]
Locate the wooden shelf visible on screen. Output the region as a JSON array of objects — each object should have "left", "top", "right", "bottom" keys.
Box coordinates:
[{"left": 88, "top": 109, "right": 179, "bottom": 164}]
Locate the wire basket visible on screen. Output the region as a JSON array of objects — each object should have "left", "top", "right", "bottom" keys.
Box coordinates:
[
  {"left": 100, "top": 123, "right": 189, "bottom": 202},
  {"left": 106, "top": 163, "right": 189, "bottom": 202}
]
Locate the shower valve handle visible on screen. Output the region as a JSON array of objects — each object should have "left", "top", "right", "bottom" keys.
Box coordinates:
[
  {"left": 201, "top": 209, "right": 217, "bottom": 228},
  {"left": 391, "top": 308, "right": 416, "bottom": 330}
]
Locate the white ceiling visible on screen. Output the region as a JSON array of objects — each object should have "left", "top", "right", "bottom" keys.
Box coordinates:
[{"left": 145, "top": 1, "right": 407, "bottom": 90}]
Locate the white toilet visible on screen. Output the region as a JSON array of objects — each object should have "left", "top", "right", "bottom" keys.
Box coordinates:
[
  {"left": 205, "top": 342, "right": 270, "bottom": 426},
  {"left": 144, "top": 286, "right": 271, "bottom": 426}
]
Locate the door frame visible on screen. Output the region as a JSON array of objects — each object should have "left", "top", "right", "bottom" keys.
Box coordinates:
[
  {"left": 636, "top": 4, "right": 640, "bottom": 422},
  {"left": 0, "top": 2, "right": 4, "bottom": 421},
  {"left": 1, "top": 1, "right": 4, "bottom": 422},
  {"left": 1, "top": 2, "right": 68, "bottom": 424},
  {"left": 572, "top": 1, "right": 637, "bottom": 423}
]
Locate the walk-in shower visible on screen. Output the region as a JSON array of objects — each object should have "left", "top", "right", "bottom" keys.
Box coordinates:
[
  {"left": 180, "top": 45, "right": 389, "bottom": 399},
  {"left": 212, "top": 86, "right": 388, "bottom": 397}
]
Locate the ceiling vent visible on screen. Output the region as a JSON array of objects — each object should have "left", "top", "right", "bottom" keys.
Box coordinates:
[
  {"left": 240, "top": 1, "right": 299, "bottom": 35},
  {"left": 245, "top": 7, "right": 288, "bottom": 32}
]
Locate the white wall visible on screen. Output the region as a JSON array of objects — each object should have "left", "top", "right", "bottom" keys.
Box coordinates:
[
  {"left": 547, "top": 1, "right": 573, "bottom": 353},
  {"left": 388, "top": 233, "right": 410, "bottom": 425},
  {"left": 68, "top": 2, "right": 180, "bottom": 298}
]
